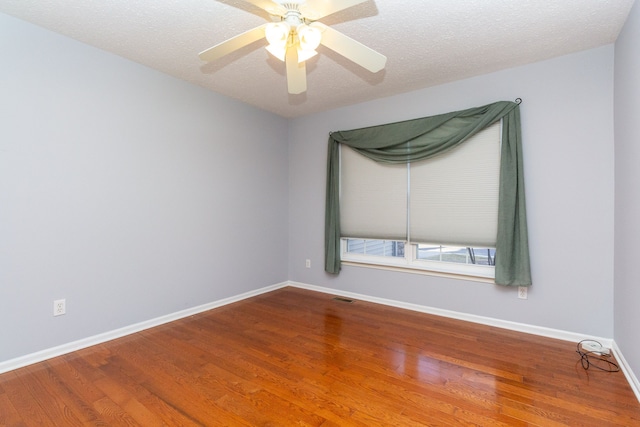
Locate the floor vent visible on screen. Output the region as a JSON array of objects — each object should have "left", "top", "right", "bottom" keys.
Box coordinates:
[{"left": 333, "top": 296, "right": 354, "bottom": 303}]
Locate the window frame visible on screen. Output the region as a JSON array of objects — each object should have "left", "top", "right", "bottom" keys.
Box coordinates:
[{"left": 340, "top": 239, "right": 495, "bottom": 281}]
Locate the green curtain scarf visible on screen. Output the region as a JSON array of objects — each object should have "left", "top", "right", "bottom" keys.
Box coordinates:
[{"left": 324, "top": 100, "right": 531, "bottom": 286}]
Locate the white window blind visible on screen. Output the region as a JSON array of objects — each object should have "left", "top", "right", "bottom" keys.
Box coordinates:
[
  {"left": 340, "top": 120, "right": 501, "bottom": 246},
  {"left": 410, "top": 121, "right": 501, "bottom": 246},
  {"left": 340, "top": 146, "right": 407, "bottom": 240}
]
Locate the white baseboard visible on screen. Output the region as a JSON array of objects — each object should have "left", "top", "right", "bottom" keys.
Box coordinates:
[
  {"left": 0, "top": 282, "right": 288, "bottom": 375},
  {"left": 613, "top": 341, "right": 640, "bottom": 403},
  {"left": 287, "top": 281, "right": 613, "bottom": 345}
]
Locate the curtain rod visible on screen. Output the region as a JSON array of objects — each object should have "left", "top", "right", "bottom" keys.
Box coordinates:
[{"left": 329, "top": 99, "right": 523, "bottom": 136}]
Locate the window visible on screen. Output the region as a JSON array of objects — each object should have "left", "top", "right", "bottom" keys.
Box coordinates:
[
  {"left": 325, "top": 100, "right": 530, "bottom": 286},
  {"left": 339, "top": 121, "right": 501, "bottom": 279},
  {"left": 341, "top": 239, "right": 496, "bottom": 278}
]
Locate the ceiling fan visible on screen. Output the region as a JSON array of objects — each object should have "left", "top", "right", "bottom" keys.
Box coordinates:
[{"left": 198, "top": 0, "right": 387, "bottom": 94}]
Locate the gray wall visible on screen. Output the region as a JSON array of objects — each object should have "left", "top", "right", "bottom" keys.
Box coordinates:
[
  {"left": 0, "top": 13, "right": 289, "bottom": 362},
  {"left": 289, "top": 45, "right": 616, "bottom": 338},
  {"left": 615, "top": 0, "right": 640, "bottom": 384}
]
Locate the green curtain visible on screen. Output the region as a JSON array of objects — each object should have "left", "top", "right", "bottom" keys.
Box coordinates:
[{"left": 324, "top": 100, "right": 531, "bottom": 286}]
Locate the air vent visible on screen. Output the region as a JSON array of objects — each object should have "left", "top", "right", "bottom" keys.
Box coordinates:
[{"left": 333, "top": 296, "right": 354, "bottom": 303}]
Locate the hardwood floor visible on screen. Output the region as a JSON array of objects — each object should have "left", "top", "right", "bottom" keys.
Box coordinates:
[{"left": 1, "top": 287, "right": 639, "bottom": 426}]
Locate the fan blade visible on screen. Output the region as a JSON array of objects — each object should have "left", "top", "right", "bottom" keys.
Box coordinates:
[
  {"left": 285, "top": 47, "right": 307, "bottom": 94},
  {"left": 301, "top": 0, "right": 367, "bottom": 20},
  {"left": 241, "top": 0, "right": 286, "bottom": 16},
  {"left": 311, "top": 22, "right": 386, "bottom": 73},
  {"left": 199, "top": 24, "right": 268, "bottom": 62}
]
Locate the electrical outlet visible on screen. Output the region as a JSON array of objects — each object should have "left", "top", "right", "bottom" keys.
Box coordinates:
[
  {"left": 53, "top": 299, "right": 66, "bottom": 316},
  {"left": 518, "top": 286, "right": 528, "bottom": 299},
  {"left": 305, "top": 259, "right": 311, "bottom": 268}
]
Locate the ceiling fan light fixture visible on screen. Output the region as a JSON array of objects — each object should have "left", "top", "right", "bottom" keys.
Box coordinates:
[
  {"left": 265, "top": 22, "right": 291, "bottom": 48},
  {"left": 297, "top": 24, "right": 322, "bottom": 51},
  {"left": 265, "top": 22, "right": 291, "bottom": 61}
]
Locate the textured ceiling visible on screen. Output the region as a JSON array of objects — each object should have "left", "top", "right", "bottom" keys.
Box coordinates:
[{"left": 0, "top": 0, "right": 635, "bottom": 118}]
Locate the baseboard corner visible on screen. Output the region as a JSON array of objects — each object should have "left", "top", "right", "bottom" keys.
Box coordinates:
[{"left": 612, "top": 341, "right": 640, "bottom": 403}]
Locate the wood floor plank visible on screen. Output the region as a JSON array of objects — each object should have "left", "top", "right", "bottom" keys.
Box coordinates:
[
  {"left": 92, "top": 375, "right": 166, "bottom": 426},
  {"left": 91, "top": 395, "right": 139, "bottom": 426},
  {"left": 18, "top": 364, "right": 95, "bottom": 426},
  {"left": 0, "top": 392, "right": 24, "bottom": 427},
  {"left": 94, "top": 355, "right": 208, "bottom": 426},
  {"left": 1, "top": 286, "right": 639, "bottom": 426},
  {"left": 2, "top": 371, "right": 56, "bottom": 426}
]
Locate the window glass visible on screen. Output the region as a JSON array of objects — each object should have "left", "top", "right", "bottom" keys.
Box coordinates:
[
  {"left": 416, "top": 244, "right": 495, "bottom": 265},
  {"left": 346, "top": 239, "right": 405, "bottom": 258}
]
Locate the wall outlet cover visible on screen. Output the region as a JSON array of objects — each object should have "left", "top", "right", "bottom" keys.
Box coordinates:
[
  {"left": 518, "top": 287, "right": 528, "bottom": 299},
  {"left": 53, "top": 299, "right": 66, "bottom": 316}
]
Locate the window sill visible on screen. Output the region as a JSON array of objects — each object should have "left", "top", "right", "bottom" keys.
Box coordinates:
[{"left": 341, "top": 260, "right": 495, "bottom": 284}]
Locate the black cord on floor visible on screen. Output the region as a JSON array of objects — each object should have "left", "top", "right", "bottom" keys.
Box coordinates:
[{"left": 576, "top": 340, "right": 620, "bottom": 373}]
